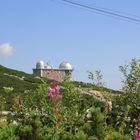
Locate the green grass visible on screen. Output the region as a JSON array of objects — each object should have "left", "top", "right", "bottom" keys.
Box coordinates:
[
  {"left": 0, "top": 65, "right": 121, "bottom": 97},
  {"left": 72, "top": 81, "right": 122, "bottom": 94},
  {"left": 0, "top": 65, "right": 43, "bottom": 94}
]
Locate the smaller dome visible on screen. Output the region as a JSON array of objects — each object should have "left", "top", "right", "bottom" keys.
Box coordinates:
[
  {"left": 45, "top": 63, "right": 53, "bottom": 69},
  {"left": 59, "top": 61, "right": 73, "bottom": 70},
  {"left": 36, "top": 61, "right": 44, "bottom": 69}
]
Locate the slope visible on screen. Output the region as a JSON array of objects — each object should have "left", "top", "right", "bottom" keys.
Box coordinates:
[{"left": 0, "top": 65, "right": 42, "bottom": 94}]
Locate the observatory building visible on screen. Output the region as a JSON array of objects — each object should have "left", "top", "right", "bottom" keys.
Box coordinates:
[{"left": 33, "top": 61, "right": 73, "bottom": 81}]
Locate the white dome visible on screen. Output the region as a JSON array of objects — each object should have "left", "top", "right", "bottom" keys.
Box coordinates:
[
  {"left": 36, "top": 61, "right": 44, "bottom": 69},
  {"left": 45, "top": 63, "right": 53, "bottom": 69},
  {"left": 59, "top": 61, "right": 73, "bottom": 70}
]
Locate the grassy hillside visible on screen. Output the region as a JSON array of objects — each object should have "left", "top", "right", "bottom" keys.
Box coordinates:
[
  {"left": 72, "top": 81, "right": 122, "bottom": 94},
  {"left": 0, "top": 65, "right": 138, "bottom": 139},
  {"left": 0, "top": 65, "right": 121, "bottom": 97},
  {"left": 0, "top": 65, "right": 121, "bottom": 98},
  {"left": 0, "top": 65, "right": 43, "bottom": 94}
]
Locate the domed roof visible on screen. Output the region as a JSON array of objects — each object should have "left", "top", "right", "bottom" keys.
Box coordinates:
[
  {"left": 59, "top": 61, "right": 73, "bottom": 70},
  {"left": 45, "top": 63, "right": 53, "bottom": 69},
  {"left": 36, "top": 61, "right": 44, "bottom": 69}
]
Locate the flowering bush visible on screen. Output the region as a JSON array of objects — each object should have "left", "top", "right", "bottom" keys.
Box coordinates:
[{"left": 133, "top": 132, "right": 140, "bottom": 140}]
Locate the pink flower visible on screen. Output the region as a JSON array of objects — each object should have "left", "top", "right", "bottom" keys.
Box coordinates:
[
  {"left": 55, "top": 85, "right": 60, "bottom": 95},
  {"left": 133, "top": 133, "right": 140, "bottom": 140}
]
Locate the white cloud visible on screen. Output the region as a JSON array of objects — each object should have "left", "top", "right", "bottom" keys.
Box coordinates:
[{"left": 0, "top": 43, "right": 14, "bottom": 58}]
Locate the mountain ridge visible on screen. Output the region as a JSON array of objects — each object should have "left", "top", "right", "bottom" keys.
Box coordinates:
[{"left": 0, "top": 65, "right": 121, "bottom": 100}]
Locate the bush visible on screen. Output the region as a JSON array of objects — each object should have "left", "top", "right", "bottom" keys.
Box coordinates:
[{"left": 105, "top": 131, "right": 132, "bottom": 140}]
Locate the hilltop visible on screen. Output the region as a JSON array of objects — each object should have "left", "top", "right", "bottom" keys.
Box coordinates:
[{"left": 0, "top": 65, "right": 121, "bottom": 99}]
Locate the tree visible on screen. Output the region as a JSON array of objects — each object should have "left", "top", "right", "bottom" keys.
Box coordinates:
[
  {"left": 109, "top": 58, "right": 140, "bottom": 135},
  {"left": 119, "top": 58, "right": 140, "bottom": 93},
  {"left": 87, "top": 70, "right": 104, "bottom": 86}
]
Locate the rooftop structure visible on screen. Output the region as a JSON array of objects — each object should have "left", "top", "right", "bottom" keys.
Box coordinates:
[
  {"left": 33, "top": 61, "right": 73, "bottom": 81},
  {"left": 59, "top": 61, "right": 73, "bottom": 70}
]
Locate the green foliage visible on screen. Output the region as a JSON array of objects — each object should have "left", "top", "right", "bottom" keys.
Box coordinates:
[
  {"left": 105, "top": 132, "right": 132, "bottom": 140},
  {"left": 0, "top": 80, "right": 108, "bottom": 139},
  {"left": 109, "top": 91, "right": 140, "bottom": 134},
  {"left": 0, "top": 65, "right": 43, "bottom": 94},
  {"left": 0, "top": 95, "right": 6, "bottom": 110},
  {"left": 18, "top": 125, "right": 32, "bottom": 139},
  {"left": 82, "top": 107, "right": 105, "bottom": 139},
  {"left": 75, "top": 130, "right": 88, "bottom": 140},
  {"left": 0, "top": 124, "right": 20, "bottom": 140},
  {"left": 87, "top": 71, "right": 94, "bottom": 81},
  {"left": 3, "top": 86, "right": 14, "bottom": 93},
  {"left": 0, "top": 62, "right": 139, "bottom": 139},
  {"left": 119, "top": 58, "right": 140, "bottom": 93},
  {"left": 108, "top": 58, "right": 140, "bottom": 134},
  {"left": 87, "top": 70, "right": 104, "bottom": 87},
  {"left": 72, "top": 81, "right": 122, "bottom": 94}
]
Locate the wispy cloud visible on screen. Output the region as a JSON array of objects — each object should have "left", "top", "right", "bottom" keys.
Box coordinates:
[{"left": 0, "top": 43, "right": 14, "bottom": 58}]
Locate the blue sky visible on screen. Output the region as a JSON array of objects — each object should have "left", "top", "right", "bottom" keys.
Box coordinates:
[{"left": 0, "top": 0, "right": 140, "bottom": 90}]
